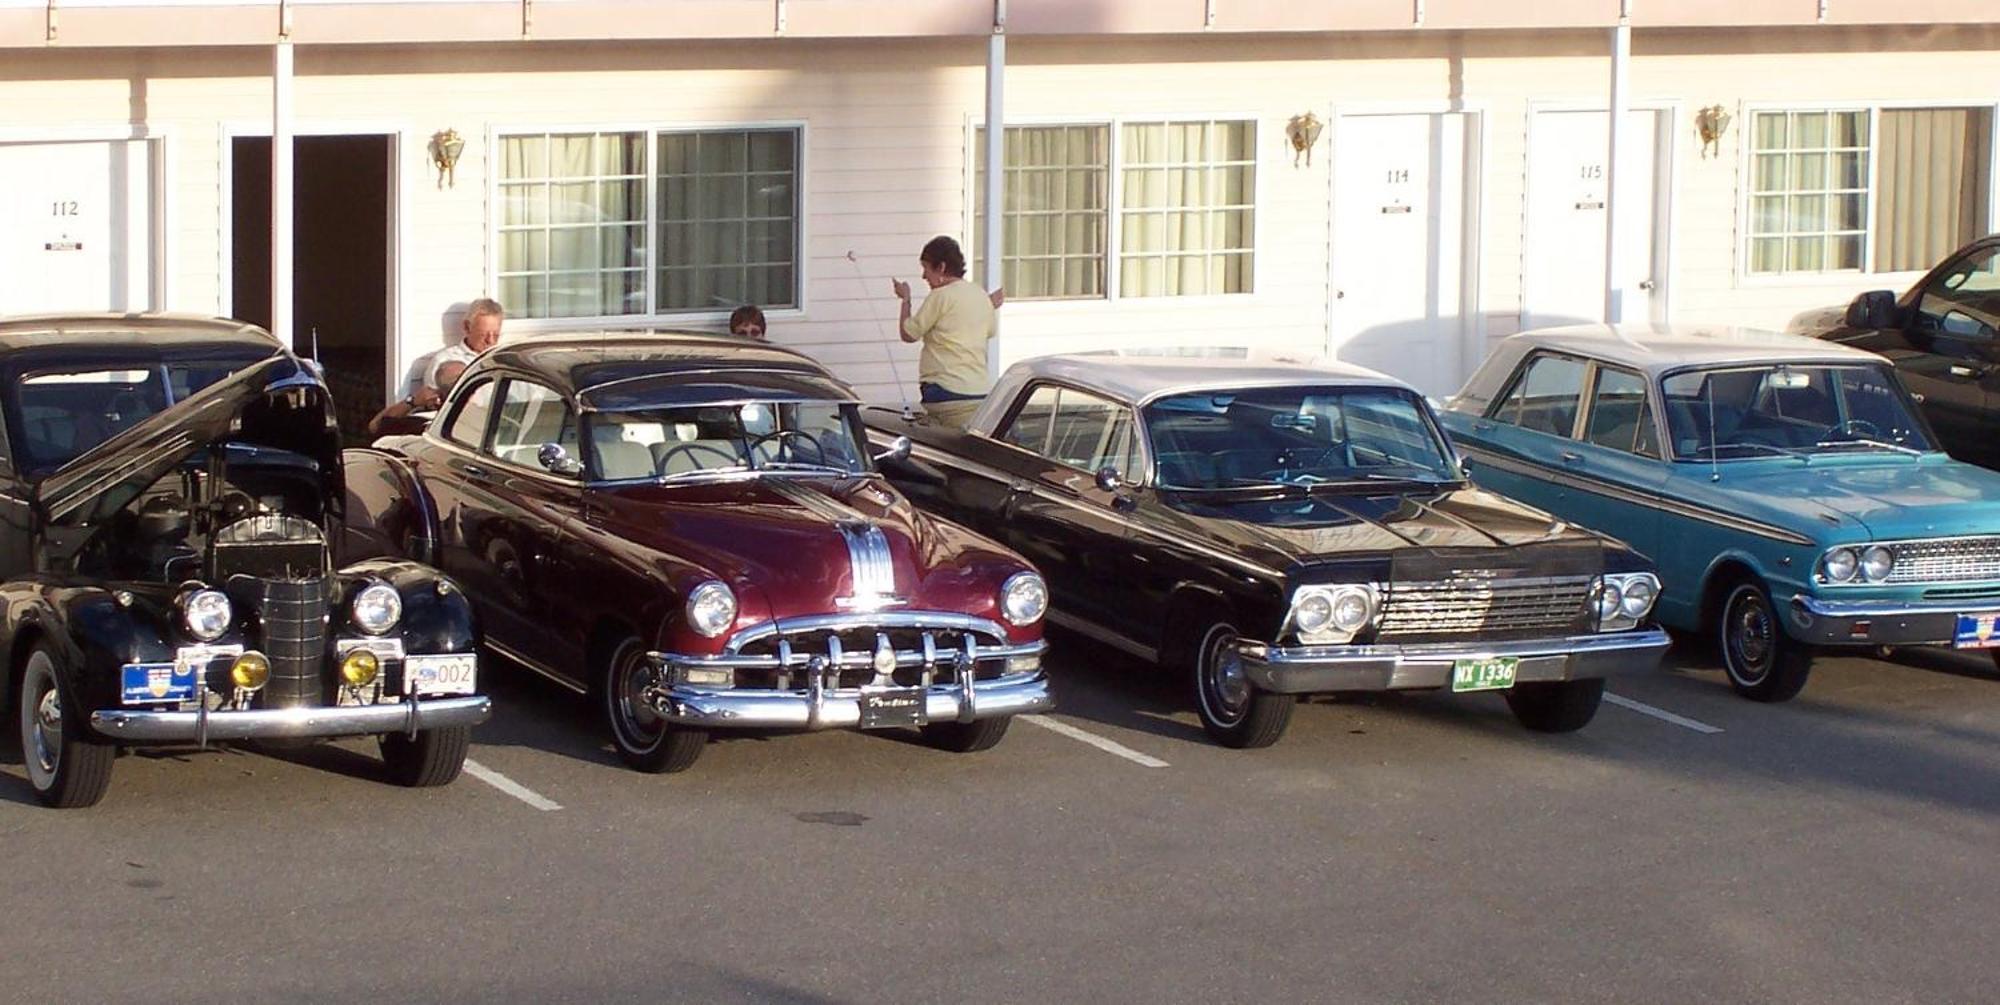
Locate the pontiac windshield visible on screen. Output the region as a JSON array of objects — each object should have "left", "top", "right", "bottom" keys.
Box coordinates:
[
  {"left": 585, "top": 400, "right": 869, "bottom": 481},
  {"left": 1144, "top": 387, "right": 1459, "bottom": 490},
  {"left": 1660, "top": 363, "right": 1935, "bottom": 460}
]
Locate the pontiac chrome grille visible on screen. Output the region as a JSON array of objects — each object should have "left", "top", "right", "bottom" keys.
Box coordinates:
[
  {"left": 1378, "top": 574, "right": 1593, "bottom": 638},
  {"left": 1887, "top": 537, "right": 2000, "bottom": 585},
  {"left": 733, "top": 623, "right": 1003, "bottom": 690}
]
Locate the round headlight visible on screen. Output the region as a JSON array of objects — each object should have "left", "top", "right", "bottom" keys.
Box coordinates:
[
  {"left": 1331, "top": 588, "right": 1373, "bottom": 633},
  {"left": 1860, "top": 546, "right": 1894, "bottom": 583},
  {"left": 1001, "top": 572, "right": 1049, "bottom": 627},
  {"left": 182, "top": 589, "right": 233, "bottom": 642},
  {"left": 1292, "top": 592, "right": 1334, "bottom": 634},
  {"left": 1619, "top": 577, "right": 1658, "bottom": 619},
  {"left": 340, "top": 649, "right": 381, "bottom": 687},
  {"left": 686, "top": 580, "right": 737, "bottom": 638},
  {"left": 1595, "top": 580, "right": 1624, "bottom": 620},
  {"left": 1822, "top": 547, "right": 1858, "bottom": 583},
  {"left": 351, "top": 583, "right": 403, "bottom": 635}
]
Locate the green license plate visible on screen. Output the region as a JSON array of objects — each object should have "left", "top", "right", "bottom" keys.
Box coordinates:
[{"left": 1451, "top": 656, "right": 1519, "bottom": 693}]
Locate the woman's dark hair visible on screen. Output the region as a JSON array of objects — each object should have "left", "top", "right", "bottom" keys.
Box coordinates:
[
  {"left": 920, "top": 235, "right": 967, "bottom": 278},
  {"left": 727, "top": 304, "right": 767, "bottom": 338}
]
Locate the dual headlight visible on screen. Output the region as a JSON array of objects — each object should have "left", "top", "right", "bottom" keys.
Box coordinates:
[
  {"left": 1594, "top": 572, "right": 1661, "bottom": 630},
  {"left": 1287, "top": 583, "right": 1379, "bottom": 644},
  {"left": 1818, "top": 545, "right": 1894, "bottom": 584},
  {"left": 1001, "top": 572, "right": 1049, "bottom": 627}
]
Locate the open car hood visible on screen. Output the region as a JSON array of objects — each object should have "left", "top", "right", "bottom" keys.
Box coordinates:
[{"left": 34, "top": 351, "right": 343, "bottom": 528}]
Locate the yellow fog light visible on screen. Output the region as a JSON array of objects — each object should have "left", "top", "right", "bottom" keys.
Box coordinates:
[
  {"left": 230, "top": 651, "right": 271, "bottom": 691},
  {"left": 340, "top": 650, "right": 381, "bottom": 688}
]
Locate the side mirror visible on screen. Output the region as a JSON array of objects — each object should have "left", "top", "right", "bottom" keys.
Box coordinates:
[
  {"left": 538, "top": 442, "right": 582, "bottom": 477},
  {"left": 1095, "top": 466, "right": 1123, "bottom": 492},
  {"left": 1845, "top": 289, "right": 1900, "bottom": 330},
  {"left": 872, "top": 435, "right": 912, "bottom": 463}
]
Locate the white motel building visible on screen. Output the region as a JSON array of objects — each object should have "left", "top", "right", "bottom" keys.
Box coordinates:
[{"left": 0, "top": 0, "right": 1994, "bottom": 428}]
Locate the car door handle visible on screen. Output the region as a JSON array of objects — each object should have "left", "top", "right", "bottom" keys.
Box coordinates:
[
  {"left": 1560, "top": 451, "right": 1583, "bottom": 464},
  {"left": 462, "top": 463, "right": 491, "bottom": 479},
  {"left": 1472, "top": 420, "right": 1494, "bottom": 433},
  {"left": 1949, "top": 364, "right": 1981, "bottom": 378}
]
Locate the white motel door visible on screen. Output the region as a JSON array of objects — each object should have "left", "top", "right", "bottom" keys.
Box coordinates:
[
  {"left": 0, "top": 139, "right": 154, "bottom": 314},
  {"left": 1329, "top": 112, "right": 1474, "bottom": 396},
  {"left": 1522, "top": 109, "right": 1669, "bottom": 329}
]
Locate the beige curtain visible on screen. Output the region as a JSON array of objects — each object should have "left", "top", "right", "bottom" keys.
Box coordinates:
[{"left": 1874, "top": 108, "right": 1993, "bottom": 272}]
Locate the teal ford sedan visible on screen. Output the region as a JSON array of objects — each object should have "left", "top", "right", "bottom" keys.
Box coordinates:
[{"left": 1440, "top": 323, "right": 2000, "bottom": 702}]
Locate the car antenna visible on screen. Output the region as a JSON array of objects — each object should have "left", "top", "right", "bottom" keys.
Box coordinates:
[
  {"left": 845, "top": 250, "right": 916, "bottom": 422},
  {"left": 1706, "top": 374, "right": 1721, "bottom": 483}
]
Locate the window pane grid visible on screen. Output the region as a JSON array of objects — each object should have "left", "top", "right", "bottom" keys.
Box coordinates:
[
  {"left": 975, "top": 124, "right": 1110, "bottom": 300},
  {"left": 497, "top": 131, "right": 648, "bottom": 319},
  {"left": 1116, "top": 120, "right": 1256, "bottom": 297},
  {"left": 1747, "top": 110, "right": 1869, "bottom": 275}
]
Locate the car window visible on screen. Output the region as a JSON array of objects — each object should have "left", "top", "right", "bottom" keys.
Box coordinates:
[
  {"left": 1046, "top": 387, "right": 1137, "bottom": 476},
  {"left": 999, "top": 384, "right": 1059, "bottom": 453},
  {"left": 1660, "top": 363, "right": 1933, "bottom": 458},
  {"left": 490, "top": 380, "right": 576, "bottom": 472},
  {"left": 1582, "top": 366, "right": 1660, "bottom": 458},
  {"left": 8, "top": 356, "right": 264, "bottom": 474},
  {"left": 442, "top": 379, "right": 496, "bottom": 448},
  {"left": 1491, "top": 354, "right": 1587, "bottom": 438},
  {"left": 1916, "top": 245, "right": 2000, "bottom": 340}
]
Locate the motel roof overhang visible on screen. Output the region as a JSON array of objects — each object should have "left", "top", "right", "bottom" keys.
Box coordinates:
[{"left": 0, "top": 0, "right": 1991, "bottom": 49}]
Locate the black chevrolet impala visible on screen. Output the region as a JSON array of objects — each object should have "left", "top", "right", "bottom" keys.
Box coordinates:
[{"left": 866, "top": 351, "right": 1670, "bottom": 748}]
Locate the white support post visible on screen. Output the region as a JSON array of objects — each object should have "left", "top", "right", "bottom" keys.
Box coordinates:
[
  {"left": 983, "top": 1, "right": 1006, "bottom": 375},
  {"left": 273, "top": 38, "right": 294, "bottom": 346},
  {"left": 1603, "top": 4, "right": 1630, "bottom": 324}
]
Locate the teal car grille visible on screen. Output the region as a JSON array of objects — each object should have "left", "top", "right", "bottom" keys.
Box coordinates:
[{"left": 1887, "top": 537, "right": 2000, "bottom": 585}]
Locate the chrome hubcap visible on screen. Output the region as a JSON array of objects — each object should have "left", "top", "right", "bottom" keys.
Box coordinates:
[
  {"left": 1203, "top": 630, "right": 1249, "bottom": 723},
  {"left": 28, "top": 680, "right": 60, "bottom": 776},
  {"left": 1728, "top": 593, "right": 1773, "bottom": 682}
]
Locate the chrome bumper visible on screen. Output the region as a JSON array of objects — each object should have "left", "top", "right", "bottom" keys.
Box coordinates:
[
  {"left": 646, "top": 670, "right": 1052, "bottom": 729},
  {"left": 1236, "top": 629, "right": 1670, "bottom": 693},
  {"left": 89, "top": 695, "right": 491, "bottom": 743},
  {"left": 1787, "top": 595, "right": 1989, "bottom": 647}
]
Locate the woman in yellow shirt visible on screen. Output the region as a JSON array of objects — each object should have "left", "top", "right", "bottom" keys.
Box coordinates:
[{"left": 892, "top": 236, "right": 1003, "bottom": 430}]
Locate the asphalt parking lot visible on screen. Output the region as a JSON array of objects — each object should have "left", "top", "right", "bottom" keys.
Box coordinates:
[{"left": 4, "top": 635, "right": 1997, "bottom": 1004}]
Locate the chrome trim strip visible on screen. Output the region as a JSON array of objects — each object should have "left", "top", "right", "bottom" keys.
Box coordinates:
[
  {"left": 485, "top": 638, "right": 587, "bottom": 694},
  {"left": 1796, "top": 595, "right": 2000, "bottom": 618},
  {"left": 90, "top": 695, "right": 491, "bottom": 742},
  {"left": 1046, "top": 608, "right": 1159, "bottom": 661},
  {"left": 1458, "top": 445, "right": 1815, "bottom": 547},
  {"left": 722, "top": 611, "right": 1013, "bottom": 653},
  {"left": 1239, "top": 629, "right": 1669, "bottom": 665},
  {"left": 647, "top": 671, "right": 1052, "bottom": 729},
  {"left": 844, "top": 523, "right": 897, "bottom": 599}
]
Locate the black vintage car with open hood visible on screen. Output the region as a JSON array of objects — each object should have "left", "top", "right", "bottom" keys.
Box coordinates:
[
  {"left": 865, "top": 351, "right": 1670, "bottom": 748},
  {"left": 1, "top": 314, "right": 488, "bottom": 808}
]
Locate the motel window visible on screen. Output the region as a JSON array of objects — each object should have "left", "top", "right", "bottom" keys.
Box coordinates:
[
  {"left": 973, "top": 119, "right": 1256, "bottom": 300},
  {"left": 1747, "top": 107, "right": 1994, "bottom": 276},
  {"left": 496, "top": 127, "right": 800, "bottom": 320}
]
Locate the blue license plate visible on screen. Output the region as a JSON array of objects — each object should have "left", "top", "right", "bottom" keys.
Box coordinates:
[
  {"left": 121, "top": 662, "right": 196, "bottom": 704},
  {"left": 1952, "top": 614, "right": 2000, "bottom": 649}
]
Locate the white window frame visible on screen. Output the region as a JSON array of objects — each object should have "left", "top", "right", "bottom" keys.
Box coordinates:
[
  {"left": 964, "top": 113, "right": 1265, "bottom": 309},
  {"left": 488, "top": 120, "right": 808, "bottom": 332},
  {"left": 1737, "top": 99, "right": 2000, "bottom": 288}
]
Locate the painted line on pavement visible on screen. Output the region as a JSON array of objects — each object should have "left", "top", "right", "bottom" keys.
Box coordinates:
[
  {"left": 463, "top": 758, "right": 563, "bottom": 811},
  {"left": 1022, "top": 715, "right": 1170, "bottom": 768},
  {"left": 1604, "top": 692, "right": 1724, "bottom": 734}
]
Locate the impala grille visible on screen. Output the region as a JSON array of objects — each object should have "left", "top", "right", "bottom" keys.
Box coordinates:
[
  {"left": 1377, "top": 574, "right": 1595, "bottom": 640},
  {"left": 1888, "top": 537, "right": 2000, "bottom": 585}
]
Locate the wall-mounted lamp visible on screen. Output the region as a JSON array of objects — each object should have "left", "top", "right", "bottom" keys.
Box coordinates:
[
  {"left": 1696, "top": 105, "right": 1732, "bottom": 160},
  {"left": 429, "top": 128, "right": 466, "bottom": 188},
  {"left": 1286, "top": 112, "right": 1325, "bottom": 167}
]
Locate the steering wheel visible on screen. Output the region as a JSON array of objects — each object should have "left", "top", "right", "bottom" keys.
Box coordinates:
[
  {"left": 104, "top": 390, "right": 151, "bottom": 431},
  {"left": 1827, "top": 418, "right": 1883, "bottom": 440},
  {"left": 655, "top": 441, "right": 741, "bottom": 475},
  {"left": 749, "top": 430, "right": 828, "bottom": 466}
]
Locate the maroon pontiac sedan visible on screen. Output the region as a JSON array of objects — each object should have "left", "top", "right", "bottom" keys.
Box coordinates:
[{"left": 341, "top": 332, "right": 1050, "bottom": 772}]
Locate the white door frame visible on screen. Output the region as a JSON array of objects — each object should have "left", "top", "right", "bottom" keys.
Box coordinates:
[
  {"left": 1326, "top": 102, "right": 1488, "bottom": 386},
  {"left": 1522, "top": 99, "right": 1682, "bottom": 326},
  {"left": 220, "top": 121, "right": 408, "bottom": 402},
  {"left": 0, "top": 126, "right": 171, "bottom": 312}
]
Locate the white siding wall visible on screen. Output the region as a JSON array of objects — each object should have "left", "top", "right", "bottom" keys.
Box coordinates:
[{"left": 0, "top": 26, "right": 1995, "bottom": 405}]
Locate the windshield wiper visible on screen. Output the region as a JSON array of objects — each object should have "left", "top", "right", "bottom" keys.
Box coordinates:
[
  {"left": 754, "top": 461, "right": 857, "bottom": 476},
  {"left": 1691, "top": 442, "right": 1807, "bottom": 461},
  {"left": 1813, "top": 436, "right": 1924, "bottom": 456},
  {"left": 655, "top": 466, "right": 753, "bottom": 483}
]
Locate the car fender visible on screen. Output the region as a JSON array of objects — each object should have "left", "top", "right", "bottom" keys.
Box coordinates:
[
  {"left": 335, "top": 558, "right": 478, "bottom": 656},
  {"left": 340, "top": 447, "right": 439, "bottom": 566},
  {"left": 2, "top": 580, "right": 179, "bottom": 715}
]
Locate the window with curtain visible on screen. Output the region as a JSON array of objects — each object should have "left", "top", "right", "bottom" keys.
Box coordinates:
[
  {"left": 1747, "top": 107, "right": 1995, "bottom": 276},
  {"left": 974, "top": 125, "right": 1109, "bottom": 300},
  {"left": 1119, "top": 120, "right": 1255, "bottom": 297},
  {"left": 496, "top": 127, "right": 800, "bottom": 320}
]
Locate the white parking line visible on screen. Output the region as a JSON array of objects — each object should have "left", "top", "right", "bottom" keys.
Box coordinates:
[
  {"left": 1604, "top": 693, "right": 1725, "bottom": 734},
  {"left": 463, "top": 758, "right": 563, "bottom": 811},
  {"left": 1022, "top": 715, "right": 1170, "bottom": 768}
]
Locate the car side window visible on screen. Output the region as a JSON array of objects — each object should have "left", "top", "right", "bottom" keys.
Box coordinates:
[
  {"left": 489, "top": 380, "right": 577, "bottom": 472},
  {"left": 1582, "top": 366, "right": 1661, "bottom": 458},
  {"left": 1490, "top": 354, "right": 1587, "bottom": 438},
  {"left": 1916, "top": 245, "right": 2000, "bottom": 340},
  {"left": 999, "top": 384, "right": 1060, "bottom": 453},
  {"left": 1045, "top": 388, "right": 1136, "bottom": 476},
  {"left": 442, "top": 379, "right": 496, "bottom": 448}
]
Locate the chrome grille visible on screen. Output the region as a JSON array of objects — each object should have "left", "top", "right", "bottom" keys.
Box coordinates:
[
  {"left": 733, "top": 622, "right": 1004, "bottom": 690},
  {"left": 255, "top": 575, "right": 331, "bottom": 709},
  {"left": 1378, "top": 574, "right": 1593, "bottom": 638},
  {"left": 1888, "top": 537, "right": 2000, "bottom": 585}
]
